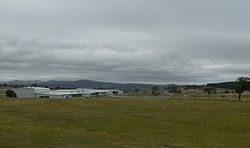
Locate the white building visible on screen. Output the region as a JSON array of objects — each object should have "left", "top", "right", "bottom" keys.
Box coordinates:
[
  {"left": 12, "top": 87, "right": 36, "bottom": 98},
  {"left": 77, "top": 88, "right": 123, "bottom": 97},
  {"left": 12, "top": 87, "right": 123, "bottom": 99}
]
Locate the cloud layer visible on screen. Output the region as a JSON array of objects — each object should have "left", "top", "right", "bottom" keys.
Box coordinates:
[{"left": 1, "top": 0, "right": 250, "bottom": 84}]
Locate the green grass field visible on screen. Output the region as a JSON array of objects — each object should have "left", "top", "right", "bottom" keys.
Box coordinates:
[{"left": 0, "top": 98, "right": 250, "bottom": 148}]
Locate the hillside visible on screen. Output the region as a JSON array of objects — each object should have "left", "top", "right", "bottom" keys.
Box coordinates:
[
  {"left": 4, "top": 79, "right": 164, "bottom": 90},
  {"left": 4, "top": 79, "right": 238, "bottom": 90},
  {"left": 207, "top": 82, "right": 237, "bottom": 89}
]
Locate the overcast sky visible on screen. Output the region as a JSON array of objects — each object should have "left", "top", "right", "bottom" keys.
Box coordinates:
[{"left": 1, "top": 0, "right": 250, "bottom": 84}]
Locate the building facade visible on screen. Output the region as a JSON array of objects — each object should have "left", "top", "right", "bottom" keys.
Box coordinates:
[{"left": 12, "top": 87, "right": 123, "bottom": 99}]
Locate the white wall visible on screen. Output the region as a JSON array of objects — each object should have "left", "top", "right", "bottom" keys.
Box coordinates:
[{"left": 12, "top": 88, "right": 35, "bottom": 98}]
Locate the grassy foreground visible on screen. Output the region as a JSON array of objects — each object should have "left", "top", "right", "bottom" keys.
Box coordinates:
[{"left": 0, "top": 98, "right": 250, "bottom": 148}]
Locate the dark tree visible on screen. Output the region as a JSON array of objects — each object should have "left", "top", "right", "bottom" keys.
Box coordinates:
[
  {"left": 222, "top": 90, "right": 230, "bottom": 94},
  {"left": 176, "top": 89, "right": 182, "bottom": 94},
  {"left": 236, "top": 76, "right": 250, "bottom": 100},
  {"left": 151, "top": 86, "right": 161, "bottom": 96},
  {"left": 203, "top": 87, "right": 216, "bottom": 98},
  {"left": 134, "top": 88, "right": 140, "bottom": 92},
  {"left": 5, "top": 90, "right": 17, "bottom": 98},
  {"left": 31, "top": 84, "right": 38, "bottom": 87},
  {"left": 168, "top": 86, "right": 178, "bottom": 93}
]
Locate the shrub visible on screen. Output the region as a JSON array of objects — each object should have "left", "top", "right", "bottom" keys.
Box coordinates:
[{"left": 5, "top": 90, "right": 17, "bottom": 98}]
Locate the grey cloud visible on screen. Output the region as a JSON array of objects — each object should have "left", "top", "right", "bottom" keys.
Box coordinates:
[
  {"left": 0, "top": 0, "right": 250, "bottom": 84},
  {"left": 0, "top": 36, "right": 206, "bottom": 83}
]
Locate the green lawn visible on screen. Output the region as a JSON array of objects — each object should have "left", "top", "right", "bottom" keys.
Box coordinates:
[{"left": 0, "top": 98, "right": 250, "bottom": 148}]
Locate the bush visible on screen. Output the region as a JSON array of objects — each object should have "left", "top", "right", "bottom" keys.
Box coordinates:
[
  {"left": 151, "top": 87, "right": 161, "bottom": 96},
  {"left": 5, "top": 90, "right": 17, "bottom": 98},
  {"left": 223, "top": 90, "right": 230, "bottom": 94}
]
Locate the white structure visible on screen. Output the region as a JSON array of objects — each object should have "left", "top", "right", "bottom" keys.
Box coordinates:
[
  {"left": 38, "top": 89, "right": 83, "bottom": 99},
  {"left": 12, "top": 87, "right": 35, "bottom": 98},
  {"left": 26, "top": 87, "right": 50, "bottom": 94},
  {"left": 77, "top": 88, "right": 123, "bottom": 97},
  {"left": 12, "top": 87, "right": 123, "bottom": 99}
]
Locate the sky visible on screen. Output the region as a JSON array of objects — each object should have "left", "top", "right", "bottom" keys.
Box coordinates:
[{"left": 1, "top": 0, "right": 250, "bottom": 84}]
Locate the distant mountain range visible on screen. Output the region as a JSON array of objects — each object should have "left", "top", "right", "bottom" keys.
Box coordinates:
[
  {"left": 3, "top": 79, "right": 172, "bottom": 90},
  {"left": 207, "top": 82, "right": 237, "bottom": 89},
  {"left": 1, "top": 79, "right": 237, "bottom": 90}
]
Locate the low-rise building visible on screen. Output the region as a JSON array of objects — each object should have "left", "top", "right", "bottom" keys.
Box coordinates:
[
  {"left": 12, "top": 87, "right": 36, "bottom": 98},
  {"left": 77, "top": 88, "right": 123, "bottom": 97},
  {"left": 12, "top": 87, "right": 123, "bottom": 99}
]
